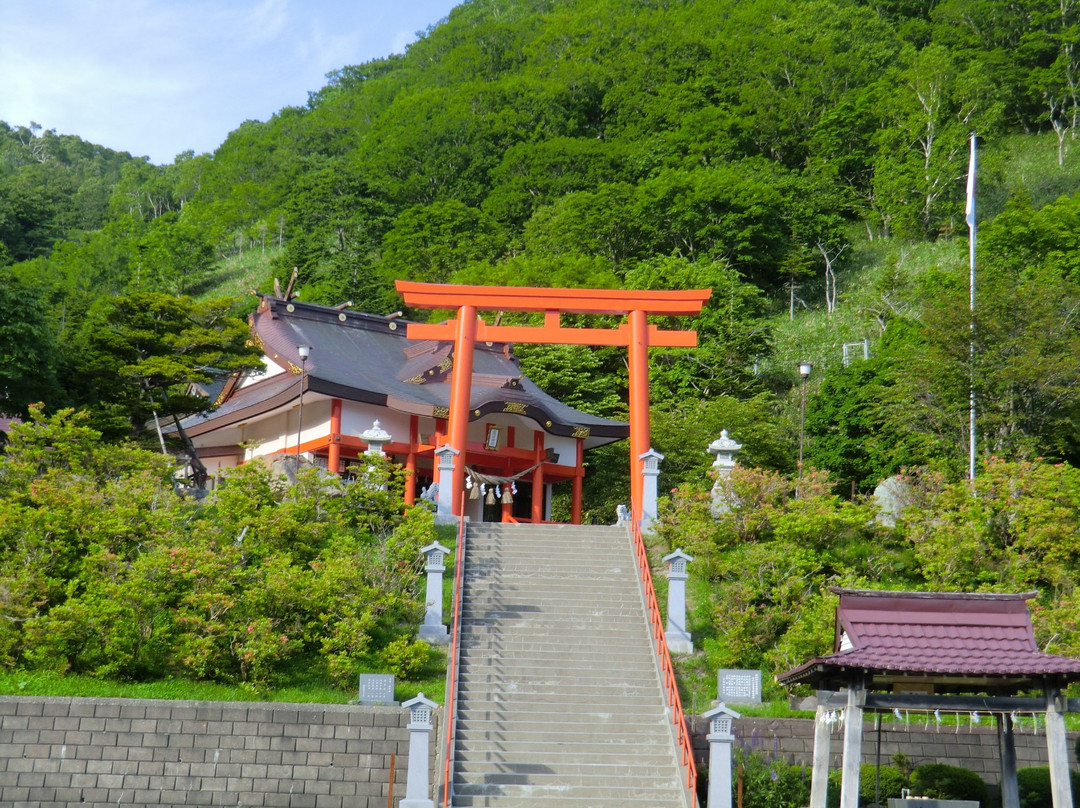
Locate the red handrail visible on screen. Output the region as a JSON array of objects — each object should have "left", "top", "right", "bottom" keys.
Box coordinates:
[
  {"left": 631, "top": 518, "right": 698, "bottom": 803},
  {"left": 442, "top": 492, "right": 467, "bottom": 806}
]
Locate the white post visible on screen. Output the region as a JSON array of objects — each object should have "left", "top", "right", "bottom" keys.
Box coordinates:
[
  {"left": 810, "top": 700, "right": 833, "bottom": 808},
  {"left": 662, "top": 549, "right": 693, "bottom": 654},
  {"left": 998, "top": 711, "right": 1020, "bottom": 808},
  {"left": 703, "top": 704, "right": 740, "bottom": 808},
  {"left": 839, "top": 681, "right": 865, "bottom": 808},
  {"left": 418, "top": 542, "right": 451, "bottom": 644},
  {"left": 640, "top": 448, "right": 664, "bottom": 531},
  {"left": 434, "top": 445, "right": 458, "bottom": 522},
  {"left": 401, "top": 694, "right": 438, "bottom": 808},
  {"left": 1046, "top": 685, "right": 1074, "bottom": 808}
]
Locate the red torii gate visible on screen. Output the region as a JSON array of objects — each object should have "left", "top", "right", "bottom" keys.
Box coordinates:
[{"left": 396, "top": 281, "right": 711, "bottom": 522}]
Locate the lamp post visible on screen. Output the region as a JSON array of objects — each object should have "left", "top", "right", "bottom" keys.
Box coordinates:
[
  {"left": 295, "top": 344, "right": 310, "bottom": 466},
  {"left": 798, "top": 360, "right": 812, "bottom": 488}
]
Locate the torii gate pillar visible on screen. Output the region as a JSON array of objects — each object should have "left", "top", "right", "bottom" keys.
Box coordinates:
[{"left": 396, "top": 282, "right": 710, "bottom": 523}]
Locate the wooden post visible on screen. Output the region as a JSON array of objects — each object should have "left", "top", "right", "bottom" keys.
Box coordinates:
[
  {"left": 839, "top": 681, "right": 865, "bottom": 808},
  {"left": 327, "top": 398, "right": 342, "bottom": 474},
  {"left": 572, "top": 438, "right": 584, "bottom": 524},
  {"left": 405, "top": 415, "right": 418, "bottom": 506},
  {"left": 627, "top": 309, "right": 650, "bottom": 524},
  {"left": 1046, "top": 684, "right": 1074, "bottom": 808},
  {"left": 447, "top": 305, "right": 477, "bottom": 515},
  {"left": 532, "top": 431, "right": 545, "bottom": 523},
  {"left": 810, "top": 700, "right": 833, "bottom": 808},
  {"left": 998, "top": 711, "right": 1020, "bottom": 808}
]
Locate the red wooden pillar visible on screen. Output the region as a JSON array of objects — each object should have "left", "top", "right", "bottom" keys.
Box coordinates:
[
  {"left": 327, "top": 399, "right": 342, "bottom": 474},
  {"left": 572, "top": 438, "right": 584, "bottom": 525},
  {"left": 405, "top": 414, "right": 418, "bottom": 506},
  {"left": 502, "top": 426, "right": 517, "bottom": 522},
  {"left": 532, "top": 430, "right": 545, "bottom": 523},
  {"left": 627, "top": 309, "right": 650, "bottom": 523},
  {"left": 447, "top": 306, "right": 477, "bottom": 515}
]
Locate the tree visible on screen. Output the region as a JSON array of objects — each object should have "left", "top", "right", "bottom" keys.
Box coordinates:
[
  {"left": 71, "top": 293, "right": 262, "bottom": 479},
  {"left": 0, "top": 269, "right": 60, "bottom": 421}
]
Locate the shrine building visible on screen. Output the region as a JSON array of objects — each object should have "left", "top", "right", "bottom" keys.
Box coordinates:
[{"left": 178, "top": 295, "right": 629, "bottom": 523}]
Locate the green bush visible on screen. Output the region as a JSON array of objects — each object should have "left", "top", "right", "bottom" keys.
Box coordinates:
[
  {"left": 910, "top": 763, "right": 988, "bottom": 804},
  {"left": 826, "top": 764, "right": 909, "bottom": 807},
  {"left": 736, "top": 750, "right": 811, "bottom": 808},
  {"left": 1015, "top": 766, "right": 1080, "bottom": 808}
]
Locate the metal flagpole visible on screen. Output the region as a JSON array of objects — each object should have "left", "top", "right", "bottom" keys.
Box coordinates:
[{"left": 966, "top": 133, "right": 977, "bottom": 481}]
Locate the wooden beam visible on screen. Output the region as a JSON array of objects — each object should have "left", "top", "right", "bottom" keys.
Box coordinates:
[
  {"left": 396, "top": 280, "right": 711, "bottom": 316},
  {"left": 818, "top": 690, "right": 1080, "bottom": 712},
  {"left": 404, "top": 320, "right": 698, "bottom": 348}
]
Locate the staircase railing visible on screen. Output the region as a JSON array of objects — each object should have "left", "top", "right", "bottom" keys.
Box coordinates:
[
  {"left": 631, "top": 518, "right": 698, "bottom": 803},
  {"left": 442, "top": 492, "right": 467, "bottom": 807}
]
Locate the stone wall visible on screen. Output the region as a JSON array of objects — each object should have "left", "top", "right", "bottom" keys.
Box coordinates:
[
  {"left": 0, "top": 696, "right": 437, "bottom": 808},
  {"left": 690, "top": 716, "right": 1079, "bottom": 784}
]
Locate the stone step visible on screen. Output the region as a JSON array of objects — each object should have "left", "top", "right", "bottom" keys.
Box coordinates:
[
  {"left": 456, "top": 680, "right": 662, "bottom": 699},
  {"left": 453, "top": 749, "right": 678, "bottom": 767},
  {"left": 450, "top": 782, "right": 685, "bottom": 805},
  {"left": 457, "top": 664, "right": 660, "bottom": 682},
  {"left": 450, "top": 794, "right": 683, "bottom": 808},
  {"left": 453, "top": 769, "right": 681, "bottom": 788}
]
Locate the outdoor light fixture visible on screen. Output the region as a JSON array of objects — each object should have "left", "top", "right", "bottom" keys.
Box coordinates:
[
  {"left": 295, "top": 345, "right": 311, "bottom": 464},
  {"left": 797, "top": 360, "right": 812, "bottom": 491}
]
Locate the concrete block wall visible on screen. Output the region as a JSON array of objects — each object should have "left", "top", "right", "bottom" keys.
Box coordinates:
[
  {"left": 0, "top": 696, "right": 437, "bottom": 808},
  {"left": 690, "top": 716, "right": 1079, "bottom": 785}
]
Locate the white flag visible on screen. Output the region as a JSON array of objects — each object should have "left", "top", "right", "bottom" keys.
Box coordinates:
[{"left": 965, "top": 135, "right": 976, "bottom": 230}]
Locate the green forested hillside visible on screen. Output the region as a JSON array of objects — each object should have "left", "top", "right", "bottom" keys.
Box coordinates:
[{"left": 5, "top": 0, "right": 1080, "bottom": 694}]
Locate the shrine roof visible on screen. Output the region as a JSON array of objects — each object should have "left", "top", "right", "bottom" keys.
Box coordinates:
[
  {"left": 180, "top": 297, "right": 628, "bottom": 444},
  {"left": 778, "top": 589, "right": 1080, "bottom": 690}
]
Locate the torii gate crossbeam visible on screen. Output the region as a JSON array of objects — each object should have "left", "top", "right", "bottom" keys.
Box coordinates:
[{"left": 396, "top": 281, "right": 710, "bottom": 524}]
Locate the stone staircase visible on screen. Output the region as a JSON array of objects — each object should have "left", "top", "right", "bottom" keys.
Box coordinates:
[{"left": 448, "top": 522, "right": 692, "bottom": 808}]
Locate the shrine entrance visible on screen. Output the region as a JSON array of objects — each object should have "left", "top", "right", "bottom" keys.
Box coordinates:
[{"left": 395, "top": 281, "right": 710, "bottom": 523}]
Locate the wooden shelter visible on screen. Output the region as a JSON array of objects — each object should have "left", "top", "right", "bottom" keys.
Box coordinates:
[
  {"left": 176, "top": 295, "right": 628, "bottom": 522},
  {"left": 778, "top": 589, "right": 1080, "bottom": 808}
]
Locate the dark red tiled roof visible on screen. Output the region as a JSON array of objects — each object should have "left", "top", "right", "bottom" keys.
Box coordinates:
[{"left": 778, "top": 589, "right": 1080, "bottom": 686}]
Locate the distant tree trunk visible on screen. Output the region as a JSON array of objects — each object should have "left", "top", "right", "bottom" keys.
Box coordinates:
[{"left": 817, "top": 242, "right": 848, "bottom": 316}]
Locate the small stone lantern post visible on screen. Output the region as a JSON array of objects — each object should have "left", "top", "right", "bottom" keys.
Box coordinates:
[
  {"left": 418, "top": 541, "right": 451, "bottom": 644},
  {"left": 662, "top": 548, "right": 694, "bottom": 653},
  {"left": 360, "top": 419, "right": 391, "bottom": 456},
  {"left": 401, "top": 693, "right": 438, "bottom": 808},
  {"left": 433, "top": 445, "right": 458, "bottom": 522},
  {"left": 702, "top": 702, "right": 741, "bottom": 808},
  {"left": 708, "top": 430, "right": 743, "bottom": 516},
  {"left": 640, "top": 448, "right": 664, "bottom": 531}
]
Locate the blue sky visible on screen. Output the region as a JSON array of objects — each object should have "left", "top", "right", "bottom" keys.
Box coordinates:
[{"left": 0, "top": 0, "right": 462, "bottom": 165}]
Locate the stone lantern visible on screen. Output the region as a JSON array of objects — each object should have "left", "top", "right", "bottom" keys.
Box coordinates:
[
  {"left": 401, "top": 693, "right": 438, "bottom": 808},
  {"left": 418, "top": 541, "right": 451, "bottom": 644},
  {"left": 639, "top": 448, "right": 664, "bottom": 531},
  {"left": 360, "top": 419, "right": 391, "bottom": 456},
  {"left": 662, "top": 548, "right": 694, "bottom": 653},
  {"left": 708, "top": 430, "right": 742, "bottom": 516},
  {"left": 702, "top": 702, "right": 741, "bottom": 808}
]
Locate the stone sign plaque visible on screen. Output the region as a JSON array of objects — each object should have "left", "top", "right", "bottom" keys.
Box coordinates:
[
  {"left": 358, "top": 674, "right": 397, "bottom": 705},
  {"left": 717, "top": 669, "right": 762, "bottom": 703}
]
